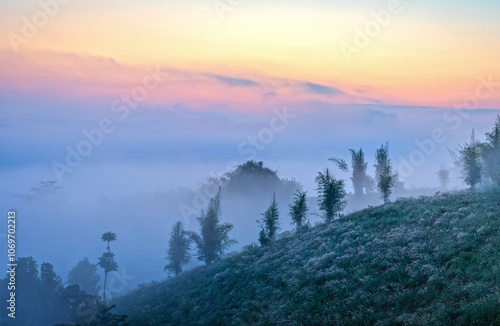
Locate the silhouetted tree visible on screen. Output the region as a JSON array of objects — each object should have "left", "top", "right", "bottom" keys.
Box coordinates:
[
  {"left": 374, "top": 142, "right": 389, "bottom": 185},
  {"left": 331, "top": 148, "right": 369, "bottom": 197},
  {"left": 101, "top": 231, "right": 117, "bottom": 253},
  {"left": 209, "top": 160, "right": 301, "bottom": 204},
  {"left": 289, "top": 190, "right": 308, "bottom": 230},
  {"left": 1, "top": 257, "right": 126, "bottom": 326},
  {"left": 450, "top": 130, "right": 482, "bottom": 190},
  {"left": 374, "top": 143, "right": 396, "bottom": 203},
  {"left": 258, "top": 193, "right": 280, "bottom": 245},
  {"left": 165, "top": 221, "right": 192, "bottom": 276},
  {"left": 68, "top": 257, "right": 101, "bottom": 295},
  {"left": 437, "top": 164, "right": 451, "bottom": 189},
  {"left": 98, "top": 232, "right": 118, "bottom": 301},
  {"left": 15, "top": 257, "right": 41, "bottom": 325},
  {"left": 481, "top": 115, "right": 500, "bottom": 185},
  {"left": 379, "top": 165, "right": 396, "bottom": 204},
  {"left": 40, "top": 262, "right": 64, "bottom": 323},
  {"left": 41, "top": 262, "right": 62, "bottom": 292},
  {"left": 316, "top": 168, "right": 347, "bottom": 222},
  {"left": 17, "top": 256, "right": 39, "bottom": 284},
  {"left": 191, "top": 188, "right": 237, "bottom": 265},
  {"left": 13, "top": 258, "right": 65, "bottom": 325}
]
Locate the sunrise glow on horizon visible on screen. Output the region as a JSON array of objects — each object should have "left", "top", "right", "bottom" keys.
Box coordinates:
[{"left": 1, "top": 0, "right": 500, "bottom": 111}]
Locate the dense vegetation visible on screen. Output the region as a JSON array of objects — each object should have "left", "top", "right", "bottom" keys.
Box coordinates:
[
  {"left": 114, "top": 187, "right": 500, "bottom": 325},
  {"left": 0, "top": 234, "right": 127, "bottom": 326}
]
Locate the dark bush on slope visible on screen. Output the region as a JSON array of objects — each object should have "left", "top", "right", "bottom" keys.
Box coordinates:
[{"left": 114, "top": 187, "right": 500, "bottom": 326}]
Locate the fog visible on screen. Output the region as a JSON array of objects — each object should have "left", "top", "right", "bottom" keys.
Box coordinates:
[{"left": 1, "top": 99, "right": 499, "bottom": 297}]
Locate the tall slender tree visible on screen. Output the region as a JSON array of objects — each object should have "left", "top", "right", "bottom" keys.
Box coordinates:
[
  {"left": 101, "top": 232, "right": 116, "bottom": 253},
  {"left": 374, "top": 143, "right": 396, "bottom": 203},
  {"left": 379, "top": 164, "right": 396, "bottom": 204},
  {"left": 289, "top": 190, "right": 308, "bottom": 230},
  {"left": 374, "top": 142, "right": 389, "bottom": 186},
  {"left": 191, "top": 188, "right": 237, "bottom": 265},
  {"left": 98, "top": 232, "right": 118, "bottom": 301},
  {"left": 315, "top": 168, "right": 347, "bottom": 223},
  {"left": 258, "top": 193, "right": 280, "bottom": 246},
  {"left": 165, "top": 221, "right": 192, "bottom": 276}
]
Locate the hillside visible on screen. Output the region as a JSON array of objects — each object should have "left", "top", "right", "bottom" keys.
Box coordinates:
[{"left": 114, "top": 188, "right": 500, "bottom": 325}]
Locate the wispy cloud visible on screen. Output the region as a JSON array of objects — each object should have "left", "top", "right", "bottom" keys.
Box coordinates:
[
  {"left": 214, "top": 75, "right": 260, "bottom": 87},
  {"left": 303, "top": 82, "right": 344, "bottom": 96}
]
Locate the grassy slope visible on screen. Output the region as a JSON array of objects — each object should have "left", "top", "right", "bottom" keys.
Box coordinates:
[{"left": 114, "top": 188, "right": 500, "bottom": 325}]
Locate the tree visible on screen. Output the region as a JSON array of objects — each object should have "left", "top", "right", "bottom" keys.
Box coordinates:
[
  {"left": 165, "top": 221, "right": 192, "bottom": 276},
  {"left": 437, "top": 164, "right": 450, "bottom": 189},
  {"left": 374, "top": 142, "right": 389, "bottom": 185},
  {"left": 15, "top": 257, "right": 41, "bottom": 325},
  {"left": 374, "top": 143, "right": 396, "bottom": 203},
  {"left": 101, "top": 232, "right": 117, "bottom": 253},
  {"left": 450, "top": 130, "right": 482, "bottom": 190},
  {"left": 481, "top": 115, "right": 500, "bottom": 185},
  {"left": 315, "top": 168, "right": 347, "bottom": 222},
  {"left": 191, "top": 188, "right": 237, "bottom": 265},
  {"left": 40, "top": 262, "right": 63, "bottom": 323},
  {"left": 210, "top": 160, "right": 301, "bottom": 205},
  {"left": 330, "top": 148, "right": 369, "bottom": 197},
  {"left": 41, "top": 262, "right": 62, "bottom": 292},
  {"left": 17, "top": 256, "right": 39, "bottom": 285},
  {"left": 289, "top": 190, "right": 308, "bottom": 230},
  {"left": 258, "top": 193, "right": 280, "bottom": 246},
  {"left": 1, "top": 257, "right": 127, "bottom": 326},
  {"left": 68, "top": 258, "right": 101, "bottom": 295},
  {"left": 379, "top": 164, "right": 396, "bottom": 204},
  {"left": 97, "top": 232, "right": 118, "bottom": 301}
]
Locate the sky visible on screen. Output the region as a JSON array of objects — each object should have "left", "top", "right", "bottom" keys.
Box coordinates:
[
  {"left": 1, "top": 0, "right": 500, "bottom": 290},
  {"left": 1, "top": 0, "right": 500, "bottom": 108}
]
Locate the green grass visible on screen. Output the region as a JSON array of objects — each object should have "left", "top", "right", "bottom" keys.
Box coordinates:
[{"left": 114, "top": 187, "right": 500, "bottom": 325}]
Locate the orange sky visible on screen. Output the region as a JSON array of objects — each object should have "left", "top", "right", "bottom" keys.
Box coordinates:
[{"left": 1, "top": 0, "right": 500, "bottom": 110}]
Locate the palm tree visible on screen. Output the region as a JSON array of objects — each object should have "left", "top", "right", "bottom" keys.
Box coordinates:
[
  {"left": 101, "top": 232, "right": 117, "bottom": 253},
  {"left": 98, "top": 231, "right": 118, "bottom": 301}
]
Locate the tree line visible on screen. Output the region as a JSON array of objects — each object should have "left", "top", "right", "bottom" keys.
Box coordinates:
[
  {"left": 0, "top": 232, "right": 127, "bottom": 325},
  {"left": 165, "top": 142, "right": 399, "bottom": 276},
  {"left": 166, "top": 114, "right": 500, "bottom": 276}
]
